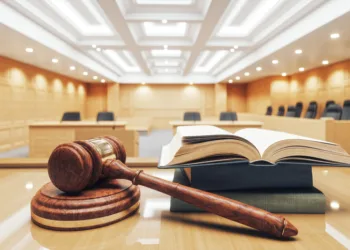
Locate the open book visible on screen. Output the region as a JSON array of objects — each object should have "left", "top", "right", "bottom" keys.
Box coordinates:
[{"left": 159, "top": 125, "right": 350, "bottom": 167}]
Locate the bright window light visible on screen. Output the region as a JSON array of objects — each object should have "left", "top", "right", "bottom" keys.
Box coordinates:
[
  {"left": 143, "top": 22, "right": 187, "bottom": 36},
  {"left": 151, "top": 50, "right": 182, "bottom": 57}
]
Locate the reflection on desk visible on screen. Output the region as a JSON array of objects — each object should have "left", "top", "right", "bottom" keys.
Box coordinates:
[{"left": 0, "top": 167, "right": 348, "bottom": 249}]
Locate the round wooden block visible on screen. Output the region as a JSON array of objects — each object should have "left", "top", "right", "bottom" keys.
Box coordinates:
[{"left": 31, "top": 179, "right": 140, "bottom": 231}]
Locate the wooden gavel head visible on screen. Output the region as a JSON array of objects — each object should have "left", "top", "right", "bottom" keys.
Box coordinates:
[{"left": 48, "top": 136, "right": 126, "bottom": 193}]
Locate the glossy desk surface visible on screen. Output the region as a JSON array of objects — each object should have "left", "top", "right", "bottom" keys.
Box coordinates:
[
  {"left": 29, "top": 121, "right": 128, "bottom": 127},
  {"left": 0, "top": 166, "right": 349, "bottom": 249},
  {"left": 169, "top": 120, "right": 263, "bottom": 126}
]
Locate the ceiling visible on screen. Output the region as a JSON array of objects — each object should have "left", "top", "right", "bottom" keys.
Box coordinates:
[{"left": 0, "top": 0, "right": 350, "bottom": 84}]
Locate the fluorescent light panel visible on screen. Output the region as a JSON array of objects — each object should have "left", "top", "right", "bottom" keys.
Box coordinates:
[
  {"left": 218, "top": 0, "right": 281, "bottom": 37},
  {"left": 136, "top": 0, "right": 193, "bottom": 5},
  {"left": 104, "top": 50, "right": 141, "bottom": 72},
  {"left": 151, "top": 50, "right": 182, "bottom": 57},
  {"left": 194, "top": 51, "right": 229, "bottom": 72},
  {"left": 44, "top": 0, "right": 113, "bottom": 36},
  {"left": 154, "top": 61, "right": 180, "bottom": 67},
  {"left": 143, "top": 22, "right": 187, "bottom": 37}
]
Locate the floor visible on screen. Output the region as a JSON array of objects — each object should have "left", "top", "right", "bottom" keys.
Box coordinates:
[{"left": 0, "top": 129, "right": 173, "bottom": 159}]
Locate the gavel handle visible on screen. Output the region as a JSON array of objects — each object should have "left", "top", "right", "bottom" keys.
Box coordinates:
[{"left": 103, "top": 160, "right": 298, "bottom": 238}]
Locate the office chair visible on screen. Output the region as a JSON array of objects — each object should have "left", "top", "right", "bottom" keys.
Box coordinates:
[
  {"left": 295, "top": 102, "right": 303, "bottom": 117},
  {"left": 96, "top": 112, "right": 115, "bottom": 121},
  {"left": 183, "top": 112, "right": 201, "bottom": 121},
  {"left": 265, "top": 106, "right": 273, "bottom": 116},
  {"left": 322, "top": 104, "right": 342, "bottom": 120},
  {"left": 61, "top": 112, "right": 81, "bottom": 121},
  {"left": 277, "top": 106, "right": 285, "bottom": 116},
  {"left": 219, "top": 112, "right": 237, "bottom": 121},
  {"left": 304, "top": 101, "right": 318, "bottom": 119},
  {"left": 321, "top": 100, "right": 335, "bottom": 117},
  {"left": 286, "top": 106, "right": 297, "bottom": 117},
  {"left": 341, "top": 100, "right": 350, "bottom": 120}
]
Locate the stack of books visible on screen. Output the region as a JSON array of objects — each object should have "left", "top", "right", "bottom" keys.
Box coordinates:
[{"left": 159, "top": 126, "right": 350, "bottom": 214}]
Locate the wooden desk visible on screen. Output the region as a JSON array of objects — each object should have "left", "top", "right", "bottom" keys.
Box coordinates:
[
  {"left": 169, "top": 120, "right": 263, "bottom": 134},
  {"left": 0, "top": 166, "right": 348, "bottom": 249},
  {"left": 238, "top": 113, "right": 350, "bottom": 153},
  {"left": 29, "top": 121, "right": 139, "bottom": 158}
]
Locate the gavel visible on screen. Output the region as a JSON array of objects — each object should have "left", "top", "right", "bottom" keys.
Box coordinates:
[{"left": 48, "top": 136, "right": 298, "bottom": 238}]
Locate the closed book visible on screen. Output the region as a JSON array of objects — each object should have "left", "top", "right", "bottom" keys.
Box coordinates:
[
  {"left": 170, "top": 169, "right": 326, "bottom": 214},
  {"left": 180, "top": 161, "right": 313, "bottom": 191}
]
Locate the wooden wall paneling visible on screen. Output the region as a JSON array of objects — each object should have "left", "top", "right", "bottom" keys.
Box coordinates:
[
  {"left": 86, "top": 85, "right": 107, "bottom": 119},
  {"left": 107, "top": 83, "right": 120, "bottom": 116},
  {"left": 246, "top": 78, "right": 271, "bottom": 114},
  {"left": 227, "top": 84, "right": 247, "bottom": 113},
  {"left": 0, "top": 56, "right": 87, "bottom": 152},
  {"left": 214, "top": 83, "right": 227, "bottom": 116}
]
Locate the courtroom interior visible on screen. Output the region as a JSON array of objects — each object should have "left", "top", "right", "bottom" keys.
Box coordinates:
[{"left": 0, "top": 0, "right": 350, "bottom": 249}]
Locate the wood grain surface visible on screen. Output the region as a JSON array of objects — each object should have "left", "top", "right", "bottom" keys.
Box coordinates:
[{"left": 31, "top": 179, "right": 140, "bottom": 231}]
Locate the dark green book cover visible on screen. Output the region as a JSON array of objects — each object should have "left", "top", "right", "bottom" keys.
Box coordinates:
[{"left": 171, "top": 169, "right": 325, "bottom": 214}]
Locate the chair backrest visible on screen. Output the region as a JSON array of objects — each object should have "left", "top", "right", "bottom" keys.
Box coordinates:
[
  {"left": 322, "top": 100, "right": 335, "bottom": 117},
  {"left": 265, "top": 106, "right": 273, "bottom": 116},
  {"left": 183, "top": 112, "right": 201, "bottom": 121},
  {"left": 61, "top": 112, "right": 81, "bottom": 121},
  {"left": 341, "top": 100, "right": 350, "bottom": 120},
  {"left": 285, "top": 106, "right": 296, "bottom": 117},
  {"left": 304, "top": 101, "right": 318, "bottom": 119},
  {"left": 219, "top": 112, "right": 237, "bottom": 121},
  {"left": 277, "top": 106, "right": 285, "bottom": 116},
  {"left": 295, "top": 102, "right": 303, "bottom": 117},
  {"left": 97, "top": 112, "right": 115, "bottom": 121},
  {"left": 322, "top": 104, "right": 342, "bottom": 120}
]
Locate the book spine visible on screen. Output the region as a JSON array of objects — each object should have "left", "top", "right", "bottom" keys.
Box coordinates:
[
  {"left": 170, "top": 192, "right": 325, "bottom": 214},
  {"left": 189, "top": 163, "right": 313, "bottom": 191}
]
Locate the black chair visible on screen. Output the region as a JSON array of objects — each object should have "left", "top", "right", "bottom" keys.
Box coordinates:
[
  {"left": 341, "top": 100, "right": 350, "bottom": 120},
  {"left": 286, "top": 106, "right": 296, "bottom": 117},
  {"left": 295, "top": 102, "right": 303, "bottom": 117},
  {"left": 61, "top": 112, "right": 81, "bottom": 121},
  {"left": 265, "top": 106, "right": 273, "bottom": 116},
  {"left": 219, "top": 112, "right": 237, "bottom": 121},
  {"left": 322, "top": 104, "right": 342, "bottom": 120},
  {"left": 321, "top": 100, "right": 335, "bottom": 117},
  {"left": 183, "top": 112, "right": 201, "bottom": 121},
  {"left": 97, "top": 112, "right": 115, "bottom": 121},
  {"left": 304, "top": 101, "right": 318, "bottom": 119},
  {"left": 277, "top": 106, "right": 285, "bottom": 116}
]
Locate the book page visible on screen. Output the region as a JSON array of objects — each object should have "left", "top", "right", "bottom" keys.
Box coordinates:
[
  {"left": 234, "top": 128, "right": 335, "bottom": 156},
  {"left": 177, "top": 125, "right": 233, "bottom": 137}
]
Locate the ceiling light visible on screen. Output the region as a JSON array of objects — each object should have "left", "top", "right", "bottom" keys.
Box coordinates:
[
  {"left": 256, "top": 67, "right": 262, "bottom": 71},
  {"left": 189, "top": 82, "right": 193, "bottom": 85},
  {"left": 69, "top": 66, "right": 76, "bottom": 71},
  {"left": 322, "top": 60, "right": 329, "bottom": 65},
  {"left": 165, "top": 68, "right": 169, "bottom": 72},
  {"left": 92, "top": 44, "right": 97, "bottom": 48},
  {"left": 228, "top": 79, "right": 233, "bottom": 83},
  {"left": 299, "top": 67, "right": 305, "bottom": 72},
  {"left": 52, "top": 58, "right": 58, "bottom": 63},
  {"left": 235, "top": 76, "right": 240, "bottom": 80},
  {"left": 163, "top": 45, "right": 168, "bottom": 50},
  {"left": 330, "top": 201, "right": 340, "bottom": 210},
  {"left": 295, "top": 49, "right": 302, "bottom": 54},
  {"left": 165, "top": 60, "right": 168, "bottom": 64},
  {"left": 244, "top": 72, "right": 250, "bottom": 76},
  {"left": 330, "top": 33, "right": 340, "bottom": 39},
  {"left": 25, "top": 48, "right": 34, "bottom": 53},
  {"left": 96, "top": 48, "right": 101, "bottom": 52},
  {"left": 234, "top": 45, "right": 239, "bottom": 49},
  {"left": 230, "top": 48, "right": 235, "bottom": 52},
  {"left": 93, "top": 76, "right": 98, "bottom": 80},
  {"left": 141, "top": 82, "right": 146, "bottom": 85},
  {"left": 162, "top": 19, "right": 168, "bottom": 24},
  {"left": 83, "top": 71, "right": 88, "bottom": 76},
  {"left": 281, "top": 72, "right": 287, "bottom": 77},
  {"left": 101, "top": 79, "right": 106, "bottom": 83},
  {"left": 272, "top": 59, "right": 279, "bottom": 64}
]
